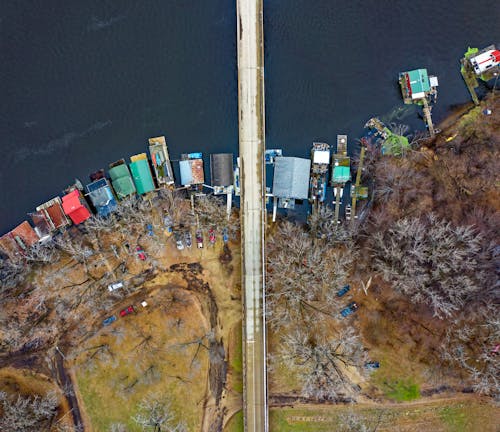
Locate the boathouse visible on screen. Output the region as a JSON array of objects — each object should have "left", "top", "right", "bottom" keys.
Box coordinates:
[
  {"left": 35, "top": 197, "right": 71, "bottom": 231},
  {"left": 180, "top": 153, "right": 205, "bottom": 186},
  {"left": 86, "top": 178, "right": 117, "bottom": 217},
  {"left": 148, "top": 136, "right": 175, "bottom": 186},
  {"left": 109, "top": 160, "right": 136, "bottom": 199},
  {"left": 273, "top": 156, "right": 311, "bottom": 202},
  {"left": 210, "top": 153, "right": 234, "bottom": 194},
  {"left": 129, "top": 153, "right": 155, "bottom": 195},
  {"left": 0, "top": 221, "right": 39, "bottom": 260},
  {"left": 62, "top": 190, "right": 91, "bottom": 225}
]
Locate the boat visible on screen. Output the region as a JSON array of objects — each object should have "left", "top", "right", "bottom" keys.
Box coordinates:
[
  {"left": 309, "top": 142, "right": 330, "bottom": 203},
  {"left": 264, "top": 149, "right": 282, "bottom": 164},
  {"left": 148, "top": 136, "right": 175, "bottom": 186}
]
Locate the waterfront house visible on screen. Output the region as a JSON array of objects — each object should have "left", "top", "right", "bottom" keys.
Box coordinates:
[
  {"left": 35, "top": 197, "right": 71, "bottom": 231},
  {"left": 0, "top": 221, "right": 39, "bottom": 261},
  {"left": 108, "top": 160, "right": 136, "bottom": 199},
  {"left": 148, "top": 136, "right": 175, "bottom": 186},
  {"left": 62, "top": 190, "right": 91, "bottom": 225},
  {"left": 272, "top": 156, "right": 310, "bottom": 220},
  {"left": 86, "top": 178, "right": 117, "bottom": 217},
  {"left": 210, "top": 153, "right": 234, "bottom": 194},
  {"left": 129, "top": 153, "right": 155, "bottom": 195},
  {"left": 180, "top": 153, "right": 205, "bottom": 186}
]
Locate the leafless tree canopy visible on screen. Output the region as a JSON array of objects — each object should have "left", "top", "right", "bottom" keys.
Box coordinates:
[
  {"left": 441, "top": 310, "right": 499, "bottom": 400},
  {"left": 266, "top": 221, "right": 354, "bottom": 329},
  {"left": 370, "top": 214, "right": 485, "bottom": 318},
  {"left": 280, "top": 327, "right": 365, "bottom": 400},
  {"left": 132, "top": 393, "right": 186, "bottom": 432},
  {"left": 0, "top": 390, "right": 59, "bottom": 431}
]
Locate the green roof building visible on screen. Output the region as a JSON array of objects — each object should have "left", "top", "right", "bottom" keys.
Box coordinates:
[
  {"left": 333, "top": 166, "right": 351, "bottom": 183},
  {"left": 109, "top": 162, "right": 136, "bottom": 199},
  {"left": 399, "top": 68, "right": 431, "bottom": 102},
  {"left": 129, "top": 153, "right": 155, "bottom": 195}
]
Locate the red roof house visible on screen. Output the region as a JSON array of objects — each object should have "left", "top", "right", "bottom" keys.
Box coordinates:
[
  {"left": 0, "top": 221, "right": 39, "bottom": 260},
  {"left": 62, "top": 190, "right": 91, "bottom": 225}
]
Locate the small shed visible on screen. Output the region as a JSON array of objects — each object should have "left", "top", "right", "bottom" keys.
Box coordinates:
[
  {"left": 109, "top": 161, "right": 136, "bottom": 199},
  {"left": 86, "top": 178, "right": 117, "bottom": 217},
  {"left": 273, "top": 157, "right": 311, "bottom": 199},
  {"left": 62, "top": 190, "right": 91, "bottom": 225},
  {"left": 129, "top": 153, "right": 155, "bottom": 194}
]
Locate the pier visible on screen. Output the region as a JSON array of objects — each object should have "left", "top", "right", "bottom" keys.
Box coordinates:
[{"left": 236, "top": 0, "right": 268, "bottom": 431}]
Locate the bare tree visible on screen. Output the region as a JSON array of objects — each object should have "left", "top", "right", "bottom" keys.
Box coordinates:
[
  {"left": 441, "top": 310, "right": 499, "bottom": 400},
  {"left": 338, "top": 409, "right": 386, "bottom": 432},
  {"left": 370, "top": 214, "right": 485, "bottom": 318},
  {"left": 132, "top": 394, "right": 187, "bottom": 432},
  {"left": 266, "top": 221, "right": 354, "bottom": 329},
  {"left": 194, "top": 195, "right": 239, "bottom": 237},
  {"left": 0, "top": 257, "right": 26, "bottom": 293},
  {"left": 279, "top": 327, "right": 365, "bottom": 400},
  {"left": 24, "top": 241, "right": 60, "bottom": 264},
  {"left": 0, "top": 390, "right": 59, "bottom": 431}
]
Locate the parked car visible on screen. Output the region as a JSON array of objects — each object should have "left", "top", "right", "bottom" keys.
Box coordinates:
[
  {"left": 185, "top": 231, "right": 192, "bottom": 248},
  {"left": 120, "top": 306, "right": 135, "bottom": 317},
  {"left": 209, "top": 228, "right": 216, "bottom": 245},
  {"left": 196, "top": 230, "right": 203, "bottom": 249},
  {"left": 136, "top": 246, "right": 147, "bottom": 260},
  {"left": 491, "top": 344, "right": 500, "bottom": 356},
  {"left": 222, "top": 228, "right": 229, "bottom": 244},
  {"left": 163, "top": 216, "right": 173, "bottom": 236},
  {"left": 103, "top": 315, "right": 117, "bottom": 326},
  {"left": 364, "top": 361, "right": 380, "bottom": 370},
  {"left": 108, "top": 281, "right": 124, "bottom": 292},
  {"left": 340, "top": 301, "right": 359, "bottom": 317},
  {"left": 337, "top": 284, "right": 350, "bottom": 297}
]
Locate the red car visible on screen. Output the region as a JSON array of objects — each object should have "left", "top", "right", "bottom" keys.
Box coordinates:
[
  {"left": 120, "top": 306, "right": 135, "bottom": 317},
  {"left": 135, "top": 246, "right": 147, "bottom": 260},
  {"left": 209, "top": 228, "right": 216, "bottom": 245}
]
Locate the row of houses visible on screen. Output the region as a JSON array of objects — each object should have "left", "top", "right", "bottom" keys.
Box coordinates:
[{"left": 1, "top": 136, "right": 235, "bottom": 262}]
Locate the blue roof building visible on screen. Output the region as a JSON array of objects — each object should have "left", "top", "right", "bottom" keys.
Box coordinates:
[{"left": 86, "top": 178, "right": 117, "bottom": 217}]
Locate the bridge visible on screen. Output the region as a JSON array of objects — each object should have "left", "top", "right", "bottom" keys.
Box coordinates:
[{"left": 236, "top": 0, "right": 268, "bottom": 431}]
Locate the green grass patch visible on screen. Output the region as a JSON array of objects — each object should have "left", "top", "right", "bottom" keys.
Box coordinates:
[
  {"left": 383, "top": 378, "right": 420, "bottom": 402},
  {"left": 229, "top": 322, "right": 243, "bottom": 393},
  {"left": 224, "top": 410, "right": 243, "bottom": 432},
  {"left": 439, "top": 405, "right": 467, "bottom": 432},
  {"left": 269, "top": 408, "right": 342, "bottom": 432}
]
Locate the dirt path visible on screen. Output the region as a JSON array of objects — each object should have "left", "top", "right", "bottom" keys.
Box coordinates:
[{"left": 54, "top": 351, "right": 84, "bottom": 431}]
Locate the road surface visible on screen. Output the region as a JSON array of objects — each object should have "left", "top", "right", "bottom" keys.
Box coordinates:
[{"left": 236, "top": 1, "right": 268, "bottom": 431}]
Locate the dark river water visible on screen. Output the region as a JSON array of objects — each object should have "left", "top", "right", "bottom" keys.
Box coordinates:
[{"left": 1, "top": 1, "right": 498, "bottom": 234}]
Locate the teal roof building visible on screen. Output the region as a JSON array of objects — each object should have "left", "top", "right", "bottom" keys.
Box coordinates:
[{"left": 129, "top": 154, "right": 155, "bottom": 195}]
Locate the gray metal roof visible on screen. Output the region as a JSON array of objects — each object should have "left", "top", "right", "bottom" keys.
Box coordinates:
[
  {"left": 210, "top": 153, "right": 233, "bottom": 187},
  {"left": 272, "top": 157, "right": 311, "bottom": 199}
]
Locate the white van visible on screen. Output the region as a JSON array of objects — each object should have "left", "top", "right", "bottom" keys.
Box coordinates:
[{"left": 108, "top": 281, "right": 124, "bottom": 292}]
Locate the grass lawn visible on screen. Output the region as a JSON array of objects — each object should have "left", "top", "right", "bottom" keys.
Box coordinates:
[
  {"left": 270, "top": 398, "right": 500, "bottom": 432},
  {"left": 73, "top": 288, "right": 209, "bottom": 431},
  {"left": 228, "top": 322, "right": 243, "bottom": 394},
  {"left": 224, "top": 410, "right": 243, "bottom": 432}
]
